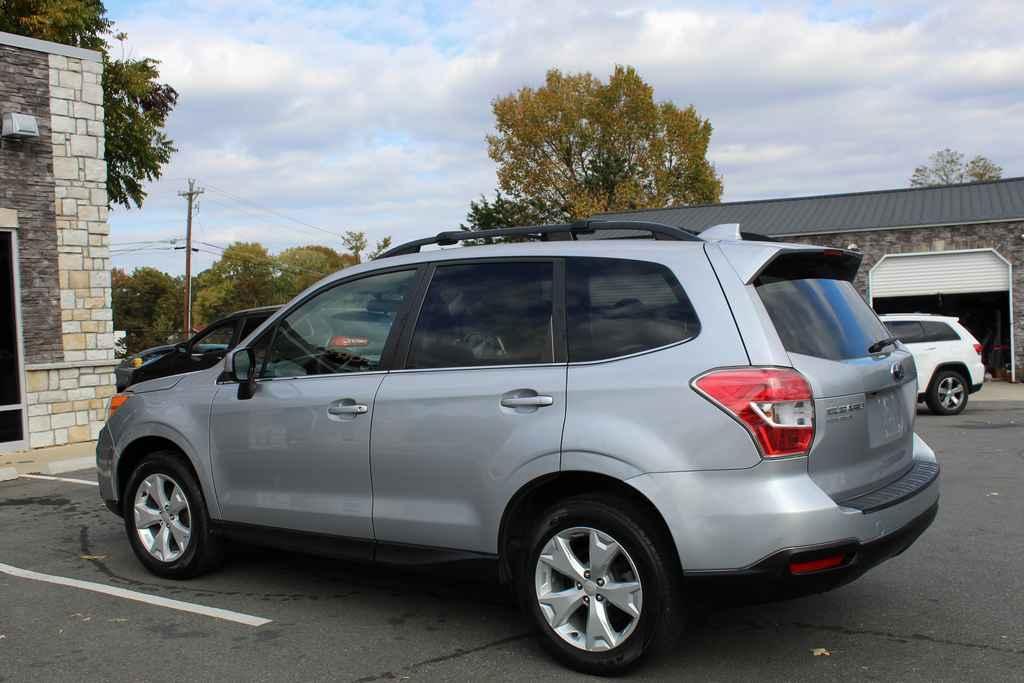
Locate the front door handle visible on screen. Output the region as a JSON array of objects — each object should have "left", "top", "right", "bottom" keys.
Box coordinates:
[
  {"left": 501, "top": 395, "right": 554, "bottom": 408},
  {"left": 328, "top": 403, "right": 368, "bottom": 415}
]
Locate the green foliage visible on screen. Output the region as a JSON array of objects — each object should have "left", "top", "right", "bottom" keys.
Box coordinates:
[
  {"left": 276, "top": 245, "right": 357, "bottom": 296},
  {"left": 0, "top": 0, "right": 177, "bottom": 208},
  {"left": 112, "top": 266, "right": 182, "bottom": 353},
  {"left": 461, "top": 191, "right": 550, "bottom": 231},
  {"left": 484, "top": 65, "right": 722, "bottom": 222},
  {"left": 342, "top": 231, "right": 369, "bottom": 263},
  {"left": 368, "top": 236, "right": 393, "bottom": 259},
  {"left": 192, "top": 243, "right": 279, "bottom": 326},
  {"left": 910, "top": 149, "right": 1003, "bottom": 187}
]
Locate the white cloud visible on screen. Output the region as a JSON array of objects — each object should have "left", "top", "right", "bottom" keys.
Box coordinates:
[{"left": 109, "top": 0, "right": 1024, "bottom": 274}]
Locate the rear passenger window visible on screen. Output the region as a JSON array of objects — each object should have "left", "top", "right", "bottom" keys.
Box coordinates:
[
  {"left": 885, "top": 320, "right": 925, "bottom": 343},
  {"left": 920, "top": 321, "right": 960, "bottom": 342},
  {"left": 567, "top": 258, "right": 699, "bottom": 362},
  {"left": 407, "top": 261, "right": 554, "bottom": 369}
]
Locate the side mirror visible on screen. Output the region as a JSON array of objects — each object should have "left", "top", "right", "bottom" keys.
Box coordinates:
[{"left": 230, "top": 348, "right": 257, "bottom": 399}]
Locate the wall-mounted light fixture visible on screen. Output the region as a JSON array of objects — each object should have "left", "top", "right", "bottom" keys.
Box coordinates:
[{"left": 2, "top": 112, "right": 40, "bottom": 138}]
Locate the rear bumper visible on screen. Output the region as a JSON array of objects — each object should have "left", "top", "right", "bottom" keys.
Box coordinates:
[{"left": 627, "top": 433, "right": 940, "bottom": 579}]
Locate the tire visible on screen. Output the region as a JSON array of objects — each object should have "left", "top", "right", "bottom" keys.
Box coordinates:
[
  {"left": 123, "top": 450, "right": 223, "bottom": 579},
  {"left": 518, "top": 495, "right": 683, "bottom": 675},
  {"left": 925, "top": 369, "right": 969, "bottom": 416}
]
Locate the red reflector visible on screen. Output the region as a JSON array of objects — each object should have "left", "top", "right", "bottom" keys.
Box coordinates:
[
  {"left": 790, "top": 554, "right": 846, "bottom": 575},
  {"left": 692, "top": 368, "right": 814, "bottom": 458},
  {"left": 822, "top": 249, "right": 844, "bottom": 257},
  {"left": 973, "top": 343, "right": 983, "bottom": 355}
]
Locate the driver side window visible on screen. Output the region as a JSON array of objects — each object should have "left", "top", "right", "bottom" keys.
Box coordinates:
[{"left": 262, "top": 269, "right": 416, "bottom": 378}]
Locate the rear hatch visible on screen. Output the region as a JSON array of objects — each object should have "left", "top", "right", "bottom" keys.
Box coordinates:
[{"left": 753, "top": 251, "right": 917, "bottom": 502}]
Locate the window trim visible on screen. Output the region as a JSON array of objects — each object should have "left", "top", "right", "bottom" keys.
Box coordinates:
[
  {"left": 251, "top": 264, "right": 426, "bottom": 381},
  {"left": 394, "top": 256, "right": 567, "bottom": 372},
  {"left": 188, "top": 319, "right": 238, "bottom": 356}
]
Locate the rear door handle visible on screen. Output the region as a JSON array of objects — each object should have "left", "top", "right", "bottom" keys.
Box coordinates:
[
  {"left": 501, "top": 396, "right": 554, "bottom": 408},
  {"left": 328, "top": 403, "right": 368, "bottom": 415}
]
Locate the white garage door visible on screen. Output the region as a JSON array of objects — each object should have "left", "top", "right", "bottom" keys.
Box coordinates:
[{"left": 869, "top": 249, "right": 1011, "bottom": 299}]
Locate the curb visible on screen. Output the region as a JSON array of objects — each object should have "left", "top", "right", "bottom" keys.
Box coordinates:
[
  {"left": 0, "top": 467, "right": 17, "bottom": 482},
  {"left": 41, "top": 456, "right": 95, "bottom": 475}
]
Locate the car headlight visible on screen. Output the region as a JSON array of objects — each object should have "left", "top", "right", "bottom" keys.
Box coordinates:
[{"left": 130, "top": 356, "right": 144, "bottom": 368}]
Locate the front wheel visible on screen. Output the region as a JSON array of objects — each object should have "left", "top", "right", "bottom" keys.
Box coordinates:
[
  {"left": 519, "top": 496, "right": 683, "bottom": 675},
  {"left": 926, "top": 370, "right": 968, "bottom": 415},
  {"left": 123, "top": 451, "right": 222, "bottom": 578}
]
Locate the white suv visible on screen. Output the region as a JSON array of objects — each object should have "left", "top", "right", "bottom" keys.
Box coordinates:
[{"left": 880, "top": 314, "right": 985, "bottom": 415}]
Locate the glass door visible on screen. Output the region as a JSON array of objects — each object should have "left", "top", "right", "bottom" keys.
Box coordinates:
[{"left": 0, "top": 231, "right": 25, "bottom": 448}]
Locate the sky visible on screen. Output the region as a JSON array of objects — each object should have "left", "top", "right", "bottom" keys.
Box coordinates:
[{"left": 104, "top": 0, "right": 1024, "bottom": 275}]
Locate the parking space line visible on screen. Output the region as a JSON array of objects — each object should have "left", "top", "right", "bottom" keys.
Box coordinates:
[
  {"left": 19, "top": 473, "right": 98, "bottom": 487},
  {"left": 0, "top": 562, "right": 272, "bottom": 627}
]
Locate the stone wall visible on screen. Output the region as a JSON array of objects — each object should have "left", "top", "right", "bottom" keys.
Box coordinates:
[
  {"left": 791, "top": 221, "right": 1024, "bottom": 380},
  {"left": 48, "top": 52, "right": 114, "bottom": 364},
  {"left": 1, "top": 36, "right": 115, "bottom": 450},
  {"left": 0, "top": 44, "right": 63, "bottom": 364}
]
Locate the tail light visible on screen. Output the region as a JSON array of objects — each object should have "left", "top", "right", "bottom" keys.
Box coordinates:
[
  {"left": 107, "top": 393, "right": 130, "bottom": 420},
  {"left": 692, "top": 368, "right": 814, "bottom": 458},
  {"left": 973, "top": 343, "right": 983, "bottom": 355}
]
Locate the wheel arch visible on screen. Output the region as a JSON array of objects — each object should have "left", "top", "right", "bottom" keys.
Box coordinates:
[
  {"left": 931, "top": 362, "right": 971, "bottom": 388},
  {"left": 115, "top": 435, "right": 203, "bottom": 511},
  {"left": 496, "top": 471, "right": 682, "bottom": 584}
]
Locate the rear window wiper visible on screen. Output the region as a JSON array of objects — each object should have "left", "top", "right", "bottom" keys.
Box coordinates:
[{"left": 868, "top": 337, "right": 899, "bottom": 354}]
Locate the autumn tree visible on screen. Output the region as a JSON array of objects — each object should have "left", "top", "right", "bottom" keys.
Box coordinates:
[
  {"left": 481, "top": 65, "right": 722, "bottom": 224},
  {"left": 112, "top": 267, "right": 183, "bottom": 353},
  {"left": 1, "top": 0, "right": 177, "bottom": 208},
  {"left": 910, "top": 149, "right": 1003, "bottom": 187},
  {"left": 192, "top": 243, "right": 279, "bottom": 325},
  {"left": 276, "top": 245, "right": 356, "bottom": 297}
]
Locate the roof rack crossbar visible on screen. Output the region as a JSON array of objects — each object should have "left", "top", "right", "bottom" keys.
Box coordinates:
[{"left": 376, "top": 220, "right": 699, "bottom": 259}]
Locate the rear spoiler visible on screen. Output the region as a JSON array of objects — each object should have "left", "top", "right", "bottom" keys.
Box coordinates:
[{"left": 700, "top": 223, "right": 862, "bottom": 284}]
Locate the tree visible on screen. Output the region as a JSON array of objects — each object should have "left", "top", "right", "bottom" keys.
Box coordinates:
[
  {"left": 910, "top": 149, "right": 1003, "bottom": 187},
  {"left": 484, "top": 65, "right": 722, "bottom": 222},
  {"left": 461, "top": 191, "right": 549, "bottom": 231},
  {"left": 112, "top": 267, "right": 183, "bottom": 353},
  {"left": 276, "top": 245, "right": 356, "bottom": 298},
  {"left": 1, "top": 1, "right": 178, "bottom": 208},
  {"left": 342, "top": 231, "right": 368, "bottom": 263},
  {"left": 192, "top": 243, "right": 278, "bottom": 325},
  {"left": 368, "top": 236, "right": 393, "bottom": 260}
]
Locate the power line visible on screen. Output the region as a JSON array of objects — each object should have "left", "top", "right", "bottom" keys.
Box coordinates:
[{"left": 202, "top": 183, "right": 346, "bottom": 241}]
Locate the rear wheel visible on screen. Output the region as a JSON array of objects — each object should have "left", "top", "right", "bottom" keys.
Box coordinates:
[
  {"left": 123, "top": 451, "right": 222, "bottom": 578},
  {"left": 518, "top": 496, "right": 682, "bottom": 675},
  {"left": 926, "top": 369, "right": 968, "bottom": 415}
]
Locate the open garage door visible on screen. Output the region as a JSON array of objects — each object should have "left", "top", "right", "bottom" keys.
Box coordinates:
[{"left": 870, "top": 249, "right": 1015, "bottom": 382}]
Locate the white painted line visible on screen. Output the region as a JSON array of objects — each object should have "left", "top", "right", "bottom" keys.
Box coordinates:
[
  {"left": 0, "top": 562, "right": 272, "bottom": 627},
  {"left": 0, "top": 467, "right": 17, "bottom": 482},
  {"left": 42, "top": 456, "right": 95, "bottom": 475},
  {"left": 19, "top": 473, "right": 98, "bottom": 487}
]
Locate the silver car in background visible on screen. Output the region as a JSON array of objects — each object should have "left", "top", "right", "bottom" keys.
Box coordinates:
[{"left": 97, "top": 221, "right": 939, "bottom": 674}]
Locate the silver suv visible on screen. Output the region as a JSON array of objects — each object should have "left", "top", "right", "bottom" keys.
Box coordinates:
[{"left": 97, "top": 221, "right": 939, "bottom": 674}]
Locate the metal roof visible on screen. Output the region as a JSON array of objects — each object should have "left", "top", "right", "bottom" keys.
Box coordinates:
[{"left": 597, "top": 177, "right": 1024, "bottom": 237}]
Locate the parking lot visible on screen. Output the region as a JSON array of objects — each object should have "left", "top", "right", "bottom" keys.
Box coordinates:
[{"left": 1, "top": 402, "right": 1022, "bottom": 682}]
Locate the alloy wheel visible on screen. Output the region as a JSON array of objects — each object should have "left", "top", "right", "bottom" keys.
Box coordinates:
[
  {"left": 937, "top": 376, "right": 964, "bottom": 410},
  {"left": 133, "top": 473, "right": 192, "bottom": 562},
  {"left": 534, "top": 526, "right": 643, "bottom": 651}
]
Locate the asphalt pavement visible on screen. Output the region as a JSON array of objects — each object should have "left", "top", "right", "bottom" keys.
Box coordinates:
[{"left": 1, "top": 402, "right": 1022, "bottom": 681}]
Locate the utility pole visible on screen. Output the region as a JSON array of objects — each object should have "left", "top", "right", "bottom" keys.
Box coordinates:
[{"left": 177, "top": 179, "right": 203, "bottom": 338}]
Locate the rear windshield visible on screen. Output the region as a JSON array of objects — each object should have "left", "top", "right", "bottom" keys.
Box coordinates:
[{"left": 756, "top": 276, "right": 889, "bottom": 361}]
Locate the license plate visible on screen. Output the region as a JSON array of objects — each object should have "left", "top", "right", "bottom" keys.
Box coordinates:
[{"left": 868, "top": 388, "right": 906, "bottom": 446}]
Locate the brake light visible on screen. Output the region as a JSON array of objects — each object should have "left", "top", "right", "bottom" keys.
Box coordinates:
[
  {"left": 790, "top": 553, "right": 846, "bottom": 575},
  {"left": 692, "top": 368, "right": 814, "bottom": 458},
  {"left": 107, "top": 393, "right": 130, "bottom": 420},
  {"left": 973, "top": 343, "right": 983, "bottom": 355}
]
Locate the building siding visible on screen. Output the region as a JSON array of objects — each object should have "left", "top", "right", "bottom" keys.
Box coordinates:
[{"left": 0, "top": 44, "right": 63, "bottom": 364}]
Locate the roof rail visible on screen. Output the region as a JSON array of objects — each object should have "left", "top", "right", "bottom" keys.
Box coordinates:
[{"left": 375, "top": 220, "right": 700, "bottom": 259}]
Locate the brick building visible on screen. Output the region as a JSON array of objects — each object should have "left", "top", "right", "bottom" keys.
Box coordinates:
[
  {"left": 604, "top": 178, "right": 1024, "bottom": 383},
  {"left": 1, "top": 31, "right": 115, "bottom": 452}
]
